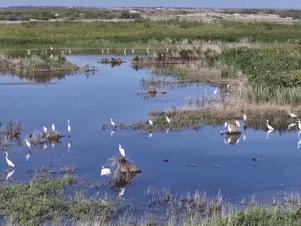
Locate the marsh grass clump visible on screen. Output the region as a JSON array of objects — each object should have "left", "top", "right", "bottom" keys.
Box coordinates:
[
  {"left": 0, "top": 52, "right": 80, "bottom": 82},
  {"left": 109, "top": 156, "right": 142, "bottom": 187},
  {"left": 0, "top": 121, "right": 22, "bottom": 150},
  {"left": 0, "top": 178, "right": 114, "bottom": 225}
]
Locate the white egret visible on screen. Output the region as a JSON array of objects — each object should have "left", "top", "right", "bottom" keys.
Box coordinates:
[
  {"left": 148, "top": 119, "right": 153, "bottom": 126},
  {"left": 50, "top": 54, "right": 53, "bottom": 59},
  {"left": 51, "top": 123, "right": 56, "bottom": 131},
  {"left": 50, "top": 46, "right": 53, "bottom": 50},
  {"left": 67, "top": 120, "right": 71, "bottom": 135},
  {"left": 106, "top": 48, "right": 109, "bottom": 54},
  {"left": 118, "top": 144, "right": 126, "bottom": 157},
  {"left": 243, "top": 114, "right": 247, "bottom": 122},
  {"left": 146, "top": 46, "right": 150, "bottom": 55},
  {"left": 68, "top": 49, "right": 72, "bottom": 54},
  {"left": 5, "top": 152, "right": 15, "bottom": 169},
  {"left": 226, "top": 84, "right": 230, "bottom": 88},
  {"left": 288, "top": 122, "right": 297, "bottom": 130},
  {"left": 110, "top": 118, "right": 116, "bottom": 128},
  {"left": 26, "top": 49, "right": 31, "bottom": 55},
  {"left": 266, "top": 120, "right": 274, "bottom": 131},
  {"left": 289, "top": 110, "right": 297, "bottom": 118},
  {"left": 25, "top": 139, "right": 31, "bottom": 150},
  {"left": 43, "top": 126, "right": 48, "bottom": 134},
  {"left": 165, "top": 115, "right": 171, "bottom": 124},
  {"left": 6, "top": 169, "right": 15, "bottom": 181},
  {"left": 101, "top": 167, "right": 111, "bottom": 176},
  {"left": 119, "top": 187, "right": 125, "bottom": 197},
  {"left": 124, "top": 48, "right": 127, "bottom": 55},
  {"left": 213, "top": 87, "right": 218, "bottom": 97},
  {"left": 131, "top": 48, "right": 135, "bottom": 54}
]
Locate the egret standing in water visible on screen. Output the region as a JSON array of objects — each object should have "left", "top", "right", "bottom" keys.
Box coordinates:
[
  {"left": 51, "top": 123, "right": 56, "bottom": 131},
  {"left": 213, "top": 87, "right": 218, "bottom": 98},
  {"left": 110, "top": 118, "right": 116, "bottom": 128},
  {"left": 5, "top": 152, "right": 15, "bottom": 169},
  {"left": 119, "top": 187, "right": 125, "bottom": 197},
  {"left": 118, "top": 144, "right": 126, "bottom": 157},
  {"left": 165, "top": 115, "right": 171, "bottom": 124},
  {"left": 266, "top": 120, "right": 274, "bottom": 131},
  {"left": 289, "top": 110, "right": 297, "bottom": 118},
  {"left": 43, "top": 126, "right": 48, "bottom": 134},
  {"left": 148, "top": 119, "right": 153, "bottom": 126},
  {"left": 67, "top": 120, "right": 71, "bottom": 136},
  {"left": 101, "top": 166, "right": 111, "bottom": 176}
]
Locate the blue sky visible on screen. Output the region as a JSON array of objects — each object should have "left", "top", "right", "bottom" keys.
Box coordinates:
[{"left": 1, "top": 0, "right": 301, "bottom": 9}]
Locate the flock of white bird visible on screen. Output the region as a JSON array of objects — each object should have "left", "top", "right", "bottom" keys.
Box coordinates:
[{"left": 4, "top": 120, "right": 72, "bottom": 180}]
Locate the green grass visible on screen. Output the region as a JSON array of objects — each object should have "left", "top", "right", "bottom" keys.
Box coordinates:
[
  {"left": 0, "top": 20, "right": 301, "bottom": 51},
  {"left": 0, "top": 178, "right": 114, "bottom": 225}
]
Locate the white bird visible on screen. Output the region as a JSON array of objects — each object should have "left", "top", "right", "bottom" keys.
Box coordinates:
[
  {"left": 101, "top": 48, "right": 104, "bottom": 54},
  {"left": 226, "top": 84, "right": 230, "bottom": 88},
  {"left": 165, "top": 115, "right": 171, "bottom": 124},
  {"left": 68, "top": 49, "right": 72, "bottom": 54},
  {"left": 124, "top": 48, "right": 127, "bottom": 55},
  {"left": 25, "top": 139, "right": 31, "bottom": 150},
  {"left": 266, "top": 120, "right": 274, "bottom": 131},
  {"left": 288, "top": 122, "right": 297, "bottom": 130},
  {"left": 5, "top": 152, "right": 15, "bottom": 168},
  {"left": 26, "top": 49, "right": 31, "bottom": 55},
  {"left": 6, "top": 169, "right": 15, "bottom": 181},
  {"left": 106, "top": 48, "right": 109, "bottom": 54},
  {"left": 67, "top": 120, "right": 71, "bottom": 135},
  {"left": 235, "top": 120, "right": 240, "bottom": 128},
  {"left": 146, "top": 46, "right": 150, "bottom": 55},
  {"left": 51, "top": 123, "right": 56, "bottom": 131},
  {"left": 213, "top": 87, "right": 218, "bottom": 96},
  {"left": 131, "top": 48, "right": 135, "bottom": 54},
  {"left": 243, "top": 114, "right": 247, "bottom": 122},
  {"left": 289, "top": 110, "right": 297, "bottom": 118},
  {"left": 118, "top": 144, "right": 126, "bottom": 157},
  {"left": 50, "top": 54, "right": 53, "bottom": 59},
  {"left": 50, "top": 46, "right": 53, "bottom": 50},
  {"left": 43, "top": 126, "right": 48, "bottom": 134},
  {"left": 101, "top": 167, "right": 112, "bottom": 176},
  {"left": 119, "top": 187, "right": 125, "bottom": 197},
  {"left": 110, "top": 118, "right": 116, "bottom": 128},
  {"left": 148, "top": 119, "right": 153, "bottom": 126},
  {"left": 68, "top": 141, "right": 71, "bottom": 152}
]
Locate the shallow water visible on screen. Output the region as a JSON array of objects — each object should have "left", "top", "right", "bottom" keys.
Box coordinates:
[{"left": 1, "top": 55, "right": 301, "bottom": 204}]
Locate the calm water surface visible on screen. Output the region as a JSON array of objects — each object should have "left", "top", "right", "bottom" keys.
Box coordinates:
[{"left": 1, "top": 55, "right": 301, "bottom": 204}]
